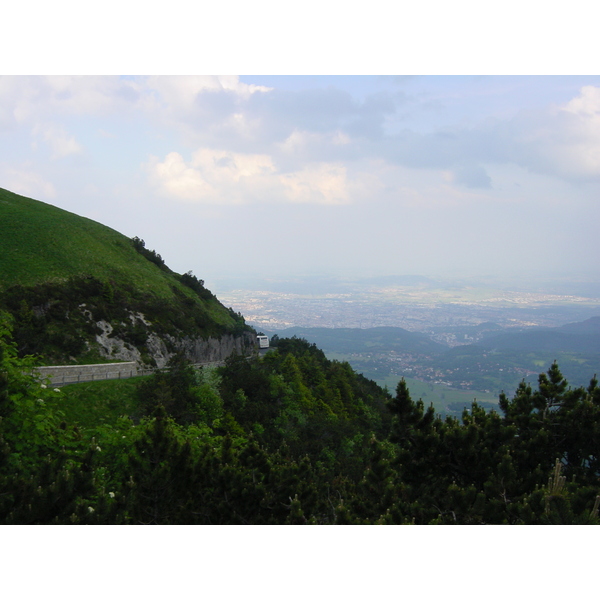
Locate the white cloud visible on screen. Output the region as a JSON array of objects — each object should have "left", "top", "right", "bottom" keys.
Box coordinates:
[
  {"left": 551, "top": 85, "right": 600, "bottom": 179},
  {"left": 562, "top": 85, "right": 600, "bottom": 117},
  {"left": 0, "top": 76, "right": 271, "bottom": 132},
  {"left": 143, "top": 75, "right": 270, "bottom": 114},
  {"left": 147, "top": 149, "right": 277, "bottom": 204},
  {"left": 279, "top": 129, "right": 315, "bottom": 154},
  {"left": 278, "top": 129, "right": 352, "bottom": 155},
  {"left": 456, "top": 85, "right": 600, "bottom": 184},
  {"left": 220, "top": 112, "right": 263, "bottom": 140},
  {"left": 191, "top": 148, "right": 276, "bottom": 182},
  {"left": 206, "top": 75, "right": 272, "bottom": 98},
  {"left": 366, "top": 84, "right": 600, "bottom": 187},
  {"left": 147, "top": 148, "right": 351, "bottom": 205},
  {"left": 34, "top": 123, "right": 83, "bottom": 159},
  {"left": 451, "top": 163, "right": 492, "bottom": 189},
  {"left": 4, "top": 77, "right": 600, "bottom": 190},
  {"left": 42, "top": 76, "right": 141, "bottom": 115},
  {"left": 0, "top": 76, "right": 40, "bottom": 127},
  {"left": 148, "top": 152, "right": 214, "bottom": 202},
  {"left": 0, "top": 76, "right": 142, "bottom": 126}
]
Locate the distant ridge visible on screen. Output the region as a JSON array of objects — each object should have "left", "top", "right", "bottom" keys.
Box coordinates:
[
  {"left": 266, "top": 326, "right": 447, "bottom": 355},
  {"left": 557, "top": 316, "right": 600, "bottom": 336},
  {"left": 360, "top": 275, "right": 439, "bottom": 287},
  {"left": 476, "top": 316, "right": 600, "bottom": 353}
]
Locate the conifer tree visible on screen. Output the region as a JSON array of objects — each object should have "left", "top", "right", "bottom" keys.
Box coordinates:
[{"left": 119, "top": 408, "right": 197, "bottom": 524}]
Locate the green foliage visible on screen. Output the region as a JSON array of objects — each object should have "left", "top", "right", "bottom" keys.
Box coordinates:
[
  {"left": 0, "top": 188, "right": 176, "bottom": 294},
  {"left": 389, "top": 362, "right": 600, "bottom": 523},
  {"left": 217, "top": 338, "right": 391, "bottom": 470},
  {"left": 179, "top": 270, "right": 216, "bottom": 302},
  {"left": 0, "top": 314, "right": 65, "bottom": 468},
  {"left": 130, "top": 236, "right": 170, "bottom": 272},
  {"left": 134, "top": 355, "right": 224, "bottom": 427},
  {"left": 0, "top": 274, "right": 250, "bottom": 363},
  {"left": 46, "top": 377, "right": 141, "bottom": 434},
  {"left": 2, "top": 315, "right": 600, "bottom": 524},
  {"left": 0, "top": 313, "right": 108, "bottom": 523}
]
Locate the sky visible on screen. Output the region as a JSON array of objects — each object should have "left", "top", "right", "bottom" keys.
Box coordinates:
[{"left": 2, "top": 4, "right": 600, "bottom": 292}]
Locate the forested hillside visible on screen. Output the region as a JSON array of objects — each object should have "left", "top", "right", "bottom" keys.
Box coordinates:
[{"left": 2, "top": 317, "right": 599, "bottom": 524}]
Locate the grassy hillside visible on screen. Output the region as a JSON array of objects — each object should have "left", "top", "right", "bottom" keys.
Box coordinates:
[
  {"left": 2, "top": 187, "right": 197, "bottom": 298},
  {"left": 0, "top": 187, "right": 250, "bottom": 362}
]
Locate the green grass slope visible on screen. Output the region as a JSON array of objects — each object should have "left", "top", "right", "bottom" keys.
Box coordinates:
[
  {"left": 0, "top": 187, "right": 250, "bottom": 362},
  {"left": 2, "top": 187, "right": 190, "bottom": 298}
]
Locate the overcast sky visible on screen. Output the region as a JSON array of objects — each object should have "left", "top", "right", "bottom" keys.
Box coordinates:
[
  {"left": 2, "top": 74, "right": 600, "bottom": 286},
  {"left": 4, "top": 73, "right": 600, "bottom": 288}
]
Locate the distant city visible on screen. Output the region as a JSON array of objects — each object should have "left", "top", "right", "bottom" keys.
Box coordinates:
[
  {"left": 216, "top": 277, "right": 600, "bottom": 345},
  {"left": 215, "top": 276, "right": 600, "bottom": 404}
]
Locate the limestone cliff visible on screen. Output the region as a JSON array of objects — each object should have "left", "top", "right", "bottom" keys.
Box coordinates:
[{"left": 93, "top": 311, "right": 256, "bottom": 368}]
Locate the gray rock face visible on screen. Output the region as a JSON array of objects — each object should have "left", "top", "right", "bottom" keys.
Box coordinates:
[
  {"left": 172, "top": 331, "right": 257, "bottom": 365},
  {"left": 93, "top": 311, "right": 256, "bottom": 368},
  {"left": 95, "top": 320, "right": 141, "bottom": 362}
]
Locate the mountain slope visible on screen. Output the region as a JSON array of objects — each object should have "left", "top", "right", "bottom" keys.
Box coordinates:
[
  {"left": 0, "top": 187, "right": 253, "bottom": 364},
  {"left": 476, "top": 317, "right": 600, "bottom": 354},
  {"left": 267, "top": 326, "right": 447, "bottom": 355},
  {"left": 2, "top": 187, "right": 197, "bottom": 298}
]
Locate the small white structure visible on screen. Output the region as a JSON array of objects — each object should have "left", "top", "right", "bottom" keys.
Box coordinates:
[{"left": 257, "top": 335, "right": 269, "bottom": 349}]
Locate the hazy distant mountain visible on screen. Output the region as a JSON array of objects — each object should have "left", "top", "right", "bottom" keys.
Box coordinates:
[
  {"left": 476, "top": 317, "right": 600, "bottom": 353},
  {"left": 266, "top": 326, "right": 447, "bottom": 355},
  {"left": 556, "top": 317, "right": 600, "bottom": 336},
  {"left": 359, "top": 275, "right": 439, "bottom": 287}
]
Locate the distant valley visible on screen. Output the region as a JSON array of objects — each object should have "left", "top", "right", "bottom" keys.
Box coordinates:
[
  {"left": 261, "top": 320, "right": 600, "bottom": 417},
  {"left": 219, "top": 276, "right": 600, "bottom": 416}
]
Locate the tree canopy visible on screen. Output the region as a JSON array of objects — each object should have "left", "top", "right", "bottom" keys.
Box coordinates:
[{"left": 1, "top": 318, "right": 598, "bottom": 524}]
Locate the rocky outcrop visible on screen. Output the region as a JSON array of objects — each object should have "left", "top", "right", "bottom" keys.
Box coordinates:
[
  {"left": 172, "top": 331, "right": 257, "bottom": 365},
  {"left": 95, "top": 320, "right": 144, "bottom": 363},
  {"left": 93, "top": 312, "right": 257, "bottom": 368}
]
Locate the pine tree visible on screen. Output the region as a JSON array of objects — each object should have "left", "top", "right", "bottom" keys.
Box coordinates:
[{"left": 119, "top": 408, "right": 197, "bottom": 524}]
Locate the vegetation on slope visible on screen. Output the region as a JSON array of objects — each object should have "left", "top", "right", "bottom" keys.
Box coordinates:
[
  {"left": 0, "top": 187, "right": 250, "bottom": 363},
  {"left": 2, "top": 315, "right": 599, "bottom": 525},
  {"left": 1, "top": 187, "right": 190, "bottom": 295}
]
